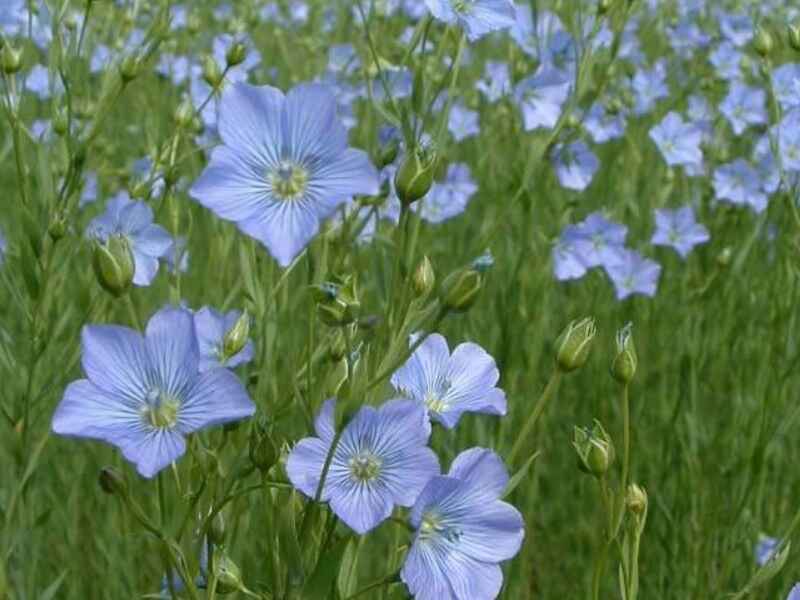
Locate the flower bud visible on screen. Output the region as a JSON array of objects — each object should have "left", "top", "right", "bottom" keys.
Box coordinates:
[
  {"left": 119, "top": 54, "right": 140, "bottom": 83},
  {"left": 249, "top": 419, "right": 279, "bottom": 473},
  {"left": 174, "top": 99, "right": 195, "bottom": 129},
  {"left": 716, "top": 246, "right": 733, "bottom": 268},
  {"left": 789, "top": 24, "right": 800, "bottom": 52},
  {"left": 311, "top": 275, "right": 360, "bottom": 326},
  {"left": 597, "top": 0, "right": 613, "bottom": 15},
  {"left": 48, "top": 210, "right": 68, "bottom": 241},
  {"left": 93, "top": 235, "right": 135, "bottom": 297},
  {"left": 440, "top": 268, "right": 482, "bottom": 313},
  {"left": 753, "top": 27, "right": 774, "bottom": 58},
  {"left": 626, "top": 483, "right": 647, "bottom": 515},
  {"left": 573, "top": 421, "right": 615, "bottom": 477},
  {"left": 213, "top": 551, "right": 243, "bottom": 594},
  {"left": 555, "top": 317, "right": 596, "bottom": 372},
  {"left": 1, "top": 43, "right": 23, "bottom": 74},
  {"left": 376, "top": 125, "right": 400, "bottom": 168},
  {"left": 99, "top": 467, "right": 127, "bottom": 495},
  {"left": 412, "top": 256, "right": 435, "bottom": 297},
  {"left": 222, "top": 310, "right": 250, "bottom": 359},
  {"left": 225, "top": 42, "right": 247, "bottom": 68},
  {"left": 53, "top": 110, "right": 69, "bottom": 137},
  {"left": 209, "top": 511, "right": 226, "bottom": 546},
  {"left": 202, "top": 55, "right": 224, "bottom": 88},
  {"left": 611, "top": 322, "right": 637, "bottom": 384},
  {"left": 394, "top": 144, "right": 439, "bottom": 205}
]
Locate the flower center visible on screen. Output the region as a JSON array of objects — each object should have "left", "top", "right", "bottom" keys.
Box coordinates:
[
  {"left": 424, "top": 379, "right": 452, "bottom": 414},
  {"left": 419, "top": 511, "right": 462, "bottom": 543},
  {"left": 452, "top": 0, "right": 472, "bottom": 14},
  {"left": 348, "top": 450, "right": 382, "bottom": 482},
  {"left": 142, "top": 388, "right": 180, "bottom": 429},
  {"left": 270, "top": 161, "right": 309, "bottom": 201}
]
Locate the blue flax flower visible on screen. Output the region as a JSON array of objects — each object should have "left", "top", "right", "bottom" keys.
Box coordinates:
[
  {"left": 755, "top": 535, "right": 778, "bottom": 566},
  {"left": 286, "top": 398, "right": 439, "bottom": 534},
  {"left": 87, "top": 193, "right": 173, "bottom": 287},
  {"left": 649, "top": 112, "right": 703, "bottom": 169},
  {"left": 193, "top": 307, "right": 254, "bottom": 372},
  {"left": 52, "top": 307, "right": 256, "bottom": 478},
  {"left": 401, "top": 448, "right": 524, "bottom": 600},
  {"left": 771, "top": 64, "right": 800, "bottom": 113},
  {"left": 417, "top": 164, "right": 478, "bottom": 224},
  {"left": 391, "top": 333, "right": 506, "bottom": 428},
  {"left": 514, "top": 68, "right": 571, "bottom": 131},
  {"left": 650, "top": 206, "right": 709, "bottom": 259},
  {"left": 552, "top": 141, "right": 599, "bottom": 191},
  {"left": 720, "top": 82, "right": 767, "bottom": 136},
  {"left": 189, "top": 82, "right": 380, "bottom": 267},
  {"left": 604, "top": 249, "right": 661, "bottom": 300},
  {"left": 713, "top": 159, "right": 768, "bottom": 213},
  {"left": 552, "top": 224, "right": 589, "bottom": 281},
  {"left": 788, "top": 583, "right": 800, "bottom": 600},
  {"left": 425, "top": 0, "right": 516, "bottom": 41}
]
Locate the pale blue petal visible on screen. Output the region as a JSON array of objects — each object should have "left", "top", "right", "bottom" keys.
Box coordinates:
[
  {"left": 144, "top": 307, "right": 199, "bottom": 396},
  {"left": 80, "top": 324, "right": 149, "bottom": 401},
  {"left": 178, "top": 368, "right": 255, "bottom": 433}
]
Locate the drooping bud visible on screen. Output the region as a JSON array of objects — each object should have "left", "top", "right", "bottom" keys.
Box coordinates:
[
  {"left": 555, "top": 317, "right": 596, "bottom": 372},
  {"left": 202, "top": 55, "right": 224, "bottom": 88},
  {"left": 311, "top": 275, "right": 360, "bottom": 326},
  {"left": 225, "top": 42, "right": 247, "bottom": 68},
  {"left": 573, "top": 420, "right": 615, "bottom": 477},
  {"left": 99, "top": 467, "right": 128, "bottom": 495},
  {"left": 394, "top": 143, "right": 439, "bottom": 205},
  {"left": 1, "top": 43, "right": 23, "bottom": 74},
  {"left": 249, "top": 419, "right": 279, "bottom": 474},
  {"left": 92, "top": 234, "right": 135, "bottom": 297},
  {"left": 788, "top": 24, "right": 800, "bottom": 52},
  {"left": 222, "top": 310, "right": 250, "bottom": 359},
  {"left": 440, "top": 267, "right": 482, "bottom": 313},
  {"left": 119, "top": 54, "right": 140, "bottom": 83},
  {"left": 753, "top": 26, "right": 774, "bottom": 58},
  {"left": 208, "top": 511, "right": 226, "bottom": 546},
  {"left": 611, "top": 322, "right": 637, "bottom": 384},
  {"left": 412, "top": 256, "right": 435, "bottom": 297},
  {"left": 626, "top": 483, "right": 648, "bottom": 515}
]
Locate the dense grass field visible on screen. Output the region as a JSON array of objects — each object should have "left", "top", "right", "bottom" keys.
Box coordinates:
[{"left": 3, "top": 0, "right": 800, "bottom": 598}]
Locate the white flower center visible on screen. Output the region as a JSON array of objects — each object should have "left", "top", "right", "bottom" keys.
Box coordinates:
[
  {"left": 142, "top": 388, "right": 180, "bottom": 429},
  {"left": 270, "top": 161, "right": 309, "bottom": 200},
  {"left": 420, "top": 511, "right": 462, "bottom": 543},
  {"left": 348, "top": 450, "right": 382, "bottom": 482}
]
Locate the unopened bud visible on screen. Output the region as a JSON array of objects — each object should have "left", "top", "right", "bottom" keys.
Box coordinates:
[
  {"left": 376, "top": 125, "right": 400, "bottom": 168},
  {"left": 716, "top": 246, "right": 733, "bottom": 268},
  {"left": 202, "top": 55, "right": 224, "bottom": 88},
  {"left": 626, "top": 483, "right": 647, "bottom": 515},
  {"left": 753, "top": 27, "right": 774, "bottom": 58},
  {"left": 611, "top": 322, "right": 637, "bottom": 384},
  {"left": 99, "top": 467, "right": 128, "bottom": 495},
  {"left": 222, "top": 310, "right": 250, "bottom": 359},
  {"left": 788, "top": 24, "right": 800, "bottom": 52},
  {"left": 573, "top": 421, "right": 615, "bottom": 477},
  {"left": 394, "top": 144, "right": 439, "bottom": 205},
  {"left": 412, "top": 256, "right": 435, "bottom": 297},
  {"left": 119, "top": 54, "right": 140, "bottom": 83},
  {"left": 440, "top": 268, "right": 482, "bottom": 312},
  {"left": 1, "top": 44, "right": 23, "bottom": 74},
  {"left": 311, "top": 275, "right": 360, "bottom": 326},
  {"left": 209, "top": 511, "right": 226, "bottom": 546},
  {"left": 555, "top": 317, "right": 596, "bottom": 372},
  {"left": 93, "top": 235, "right": 135, "bottom": 297},
  {"left": 598, "top": 0, "right": 613, "bottom": 15},
  {"left": 53, "top": 110, "right": 69, "bottom": 137},
  {"left": 213, "top": 552, "right": 244, "bottom": 594},
  {"left": 48, "top": 210, "right": 68, "bottom": 241},
  {"left": 249, "top": 420, "right": 279, "bottom": 473},
  {"left": 225, "top": 42, "right": 247, "bottom": 68},
  {"left": 174, "top": 99, "right": 195, "bottom": 129}
]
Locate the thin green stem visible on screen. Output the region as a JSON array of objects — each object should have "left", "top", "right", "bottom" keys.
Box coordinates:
[{"left": 507, "top": 369, "right": 563, "bottom": 465}]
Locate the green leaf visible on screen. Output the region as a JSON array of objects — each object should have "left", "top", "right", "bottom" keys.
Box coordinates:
[
  {"left": 337, "top": 537, "right": 363, "bottom": 599},
  {"left": 503, "top": 451, "right": 540, "bottom": 499},
  {"left": 39, "top": 570, "right": 67, "bottom": 600},
  {"left": 303, "top": 535, "right": 351, "bottom": 600}
]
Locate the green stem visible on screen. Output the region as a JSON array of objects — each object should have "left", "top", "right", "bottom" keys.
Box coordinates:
[
  {"left": 345, "top": 576, "right": 394, "bottom": 600},
  {"left": 507, "top": 369, "right": 563, "bottom": 465}
]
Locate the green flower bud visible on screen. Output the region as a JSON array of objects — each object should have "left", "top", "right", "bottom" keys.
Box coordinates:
[
  {"left": 394, "top": 144, "right": 439, "bottom": 205},
  {"left": 626, "top": 483, "right": 647, "bottom": 515},
  {"left": 225, "top": 42, "right": 247, "bottom": 68},
  {"left": 716, "top": 246, "right": 733, "bottom": 268},
  {"left": 213, "top": 551, "right": 243, "bottom": 594},
  {"left": 376, "top": 126, "right": 400, "bottom": 169},
  {"left": 555, "top": 317, "right": 596, "bottom": 372},
  {"left": 311, "top": 275, "right": 360, "bottom": 326},
  {"left": 53, "top": 110, "right": 69, "bottom": 137},
  {"left": 202, "top": 55, "right": 224, "bottom": 88},
  {"left": 249, "top": 419, "right": 279, "bottom": 473},
  {"left": 611, "top": 322, "right": 637, "bottom": 384},
  {"left": 573, "top": 420, "right": 615, "bottom": 477},
  {"left": 119, "top": 54, "right": 140, "bottom": 83},
  {"left": 598, "top": 0, "right": 614, "bottom": 15},
  {"left": 440, "top": 268, "right": 482, "bottom": 313},
  {"left": 174, "top": 99, "right": 195, "bottom": 129},
  {"left": 222, "top": 310, "right": 250, "bottom": 359},
  {"left": 48, "top": 210, "right": 68, "bottom": 241},
  {"left": 412, "top": 255, "right": 435, "bottom": 298},
  {"left": 98, "top": 467, "right": 127, "bottom": 496},
  {"left": 93, "top": 235, "right": 135, "bottom": 297},
  {"left": 753, "top": 26, "right": 774, "bottom": 58},
  {"left": 1, "top": 43, "right": 23, "bottom": 74},
  {"left": 789, "top": 24, "right": 800, "bottom": 52},
  {"left": 209, "top": 511, "right": 226, "bottom": 546}
]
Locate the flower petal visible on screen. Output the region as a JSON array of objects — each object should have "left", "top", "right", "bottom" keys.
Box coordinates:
[
  {"left": 218, "top": 82, "right": 284, "bottom": 167},
  {"left": 178, "top": 368, "right": 255, "bottom": 433},
  {"left": 121, "top": 428, "right": 186, "bottom": 478},
  {"left": 81, "top": 324, "right": 149, "bottom": 401},
  {"left": 145, "top": 307, "right": 199, "bottom": 395}
]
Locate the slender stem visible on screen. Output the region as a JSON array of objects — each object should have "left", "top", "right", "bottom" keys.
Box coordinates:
[
  {"left": 345, "top": 577, "right": 393, "bottom": 600},
  {"left": 621, "top": 384, "right": 631, "bottom": 497},
  {"left": 124, "top": 293, "right": 142, "bottom": 330},
  {"left": 591, "top": 478, "right": 612, "bottom": 600},
  {"left": 507, "top": 369, "right": 563, "bottom": 465}
]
